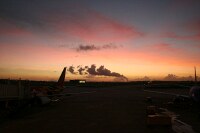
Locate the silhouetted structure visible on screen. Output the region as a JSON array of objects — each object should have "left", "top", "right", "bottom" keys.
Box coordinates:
[{"left": 69, "top": 80, "right": 86, "bottom": 84}]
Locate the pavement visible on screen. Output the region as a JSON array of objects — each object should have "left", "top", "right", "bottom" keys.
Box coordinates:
[{"left": 0, "top": 84, "right": 199, "bottom": 133}]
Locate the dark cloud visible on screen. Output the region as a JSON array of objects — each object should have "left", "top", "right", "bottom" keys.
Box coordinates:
[
  {"left": 87, "top": 65, "right": 128, "bottom": 81},
  {"left": 77, "top": 67, "right": 85, "bottom": 75},
  {"left": 87, "top": 64, "right": 98, "bottom": 75},
  {"left": 96, "top": 65, "right": 128, "bottom": 81},
  {"left": 76, "top": 44, "right": 100, "bottom": 51},
  {"left": 67, "top": 64, "right": 128, "bottom": 81},
  {"left": 76, "top": 43, "right": 119, "bottom": 52},
  {"left": 96, "top": 66, "right": 111, "bottom": 76},
  {"left": 68, "top": 66, "right": 77, "bottom": 74}
]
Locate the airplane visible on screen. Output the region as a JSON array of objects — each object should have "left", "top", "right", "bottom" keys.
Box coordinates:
[
  {"left": 144, "top": 67, "right": 200, "bottom": 103},
  {"left": 31, "top": 67, "right": 95, "bottom": 105}
]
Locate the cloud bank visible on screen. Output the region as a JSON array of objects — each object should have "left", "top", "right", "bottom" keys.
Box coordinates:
[
  {"left": 163, "top": 74, "right": 195, "bottom": 81},
  {"left": 67, "top": 64, "right": 128, "bottom": 81}
]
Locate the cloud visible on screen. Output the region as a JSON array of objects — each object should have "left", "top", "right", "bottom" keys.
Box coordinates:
[
  {"left": 68, "top": 66, "right": 77, "bottom": 74},
  {"left": 0, "top": 1, "right": 143, "bottom": 43},
  {"left": 76, "top": 44, "right": 100, "bottom": 51},
  {"left": 102, "top": 43, "right": 118, "bottom": 49},
  {"left": 67, "top": 64, "right": 128, "bottom": 81},
  {"left": 0, "top": 18, "right": 32, "bottom": 36},
  {"left": 162, "top": 19, "right": 200, "bottom": 41},
  {"left": 135, "top": 76, "right": 151, "bottom": 81},
  {"left": 97, "top": 66, "right": 116, "bottom": 76},
  {"left": 64, "top": 8, "right": 143, "bottom": 43},
  {"left": 186, "top": 19, "right": 200, "bottom": 32},
  {"left": 87, "top": 64, "right": 98, "bottom": 75},
  {"left": 163, "top": 74, "right": 195, "bottom": 81},
  {"left": 162, "top": 32, "right": 200, "bottom": 41},
  {"left": 152, "top": 43, "right": 177, "bottom": 52},
  {"left": 163, "top": 74, "right": 178, "bottom": 81},
  {"left": 76, "top": 43, "right": 119, "bottom": 52},
  {"left": 77, "top": 67, "right": 85, "bottom": 75},
  {"left": 87, "top": 65, "right": 128, "bottom": 81},
  {"left": 76, "top": 65, "right": 86, "bottom": 75}
]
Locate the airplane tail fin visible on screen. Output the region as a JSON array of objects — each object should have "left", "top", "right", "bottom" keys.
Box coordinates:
[
  {"left": 194, "top": 66, "right": 197, "bottom": 83},
  {"left": 57, "top": 67, "right": 66, "bottom": 87}
]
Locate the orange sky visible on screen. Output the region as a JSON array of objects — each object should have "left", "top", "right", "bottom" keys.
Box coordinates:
[{"left": 0, "top": 1, "right": 200, "bottom": 81}]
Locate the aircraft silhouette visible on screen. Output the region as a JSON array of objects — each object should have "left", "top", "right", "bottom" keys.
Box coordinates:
[{"left": 31, "top": 67, "right": 95, "bottom": 104}]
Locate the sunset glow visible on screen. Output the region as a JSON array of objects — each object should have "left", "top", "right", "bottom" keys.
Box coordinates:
[{"left": 0, "top": 0, "right": 200, "bottom": 81}]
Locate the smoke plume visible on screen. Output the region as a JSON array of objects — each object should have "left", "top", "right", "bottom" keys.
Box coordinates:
[{"left": 66, "top": 64, "right": 128, "bottom": 81}]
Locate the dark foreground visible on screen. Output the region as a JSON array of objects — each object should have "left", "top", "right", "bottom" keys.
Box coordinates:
[{"left": 0, "top": 84, "right": 200, "bottom": 133}]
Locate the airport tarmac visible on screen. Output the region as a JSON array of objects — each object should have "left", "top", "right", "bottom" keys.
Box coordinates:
[{"left": 0, "top": 85, "right": 199, "bottom": 133}]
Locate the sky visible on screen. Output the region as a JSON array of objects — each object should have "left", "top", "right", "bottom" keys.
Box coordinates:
[{"left": 0, "top": 0, "right": 200, "bottom": 81}]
